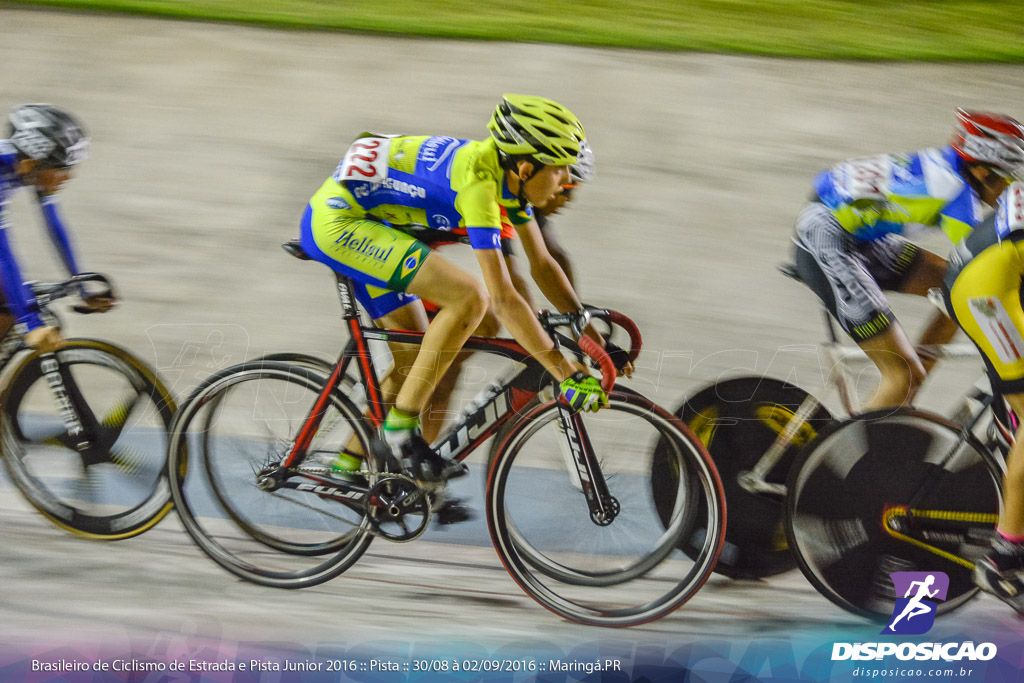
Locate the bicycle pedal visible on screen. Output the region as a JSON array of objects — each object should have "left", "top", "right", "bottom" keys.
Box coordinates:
[
  {"left": 434, "top": 497, "right": 475, "bottom": 526},
  {"left": 975, "top": 559, "right": 1024, "bottom": 602},
  {"left": 370, "top": 436, "right": 402, "bottom": 473},
  {"left": 398, "top": 437, "right": 467, "bottom": 483}
]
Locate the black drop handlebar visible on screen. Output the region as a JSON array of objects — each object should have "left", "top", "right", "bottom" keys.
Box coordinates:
[
  {"left": 537, "top": 307, "right": 643, "bottom": 394},
  {"left": 29, "top": 272, "right": 115, "bottom": 315}
]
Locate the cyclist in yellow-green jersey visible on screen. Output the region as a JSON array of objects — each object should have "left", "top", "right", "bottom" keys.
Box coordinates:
[{"left": 300, "top": 95, "right": 612, "bottom": 482}]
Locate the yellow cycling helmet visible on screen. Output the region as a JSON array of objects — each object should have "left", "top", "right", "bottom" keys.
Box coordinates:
[{"left": 488, "top": 94, "right": 585, "bottom": 166}]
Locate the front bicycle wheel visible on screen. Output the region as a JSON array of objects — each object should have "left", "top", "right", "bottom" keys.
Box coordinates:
[
  {"left": 652, "top": 377, "right": 833, "bottom": 578},
  {"left": 487, "top": 391, "right": 725, "bottom": 626},
  {"left": 1, "top": 340, "right": 176, "bottom": 539},
  {"left": 786, "top": 409, "right": 1002, "bottom": 620},
  {"left": 168, "top": 361, "right": 376, "bottom": 588}
]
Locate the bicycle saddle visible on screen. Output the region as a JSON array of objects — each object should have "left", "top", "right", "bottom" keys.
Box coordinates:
[{"left": 282, "top": 240, "right": 311, "bottom": 261}]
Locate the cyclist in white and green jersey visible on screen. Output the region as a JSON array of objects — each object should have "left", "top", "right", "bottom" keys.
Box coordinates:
[{"left": 793, "top": 109, "right": 1024, "bottom": 409}]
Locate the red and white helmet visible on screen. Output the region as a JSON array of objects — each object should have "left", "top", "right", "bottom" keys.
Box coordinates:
[{"left": 950, "top": 108, "right": 1024, "bottom": 178}]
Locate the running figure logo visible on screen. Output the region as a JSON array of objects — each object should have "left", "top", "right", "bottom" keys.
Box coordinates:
[{"left": 882, "top": 572, "right": 949, "bottom": 635}]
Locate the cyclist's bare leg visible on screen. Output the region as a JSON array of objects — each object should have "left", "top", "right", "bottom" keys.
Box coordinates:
[
  {"left": 896, "top": 249, "right": 960, "bottom": 373},
  {"left": 0, "top": 313, "right": 12, "bottom": 341},
  {"left": 374, "top": 301, "right": 430, "bottom": 408},
  {"left": 858, "top": 324, "right": 926, "bottom": 411},
  {"left": 392, "top": 254, "right": 488, "bottom": 416},
  {"left": 998, "top": 392, "right": 1024, "bottom": 536},
  {"left": 913, "top": 310, "right": 961, "bottom": 373},
  {"left": 418, "top": 250, "right": 521, "bottom": 443},
  {"left": 421, "top": 309, "right": 501, "bottom": 443},
  {"left": 335, "top": 302, "right": 427, "bottom": 462}
]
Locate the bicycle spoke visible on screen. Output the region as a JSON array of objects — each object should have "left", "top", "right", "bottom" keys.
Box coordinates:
[
  {"left": 107, "top": 443, "right": 162, "bottom": 478},
  {"left": 263, "top": 489, "right": 365, "bottom": 528},
  {"left": 169, "top": 361, "right": 375, "bottom": 587},
  {"left": 98, "top": 390, "right": 145, "bottom": 441},
  {"left": 70, "top": 466, "right": 103, "bottom": 505}
]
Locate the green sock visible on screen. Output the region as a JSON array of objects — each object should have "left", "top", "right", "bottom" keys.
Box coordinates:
[
  {"left": 332, "top": 452, "right": 363, "bottom": 472},
  {"left": 383, "top": 407, "right": 420, "bottom": 449}
]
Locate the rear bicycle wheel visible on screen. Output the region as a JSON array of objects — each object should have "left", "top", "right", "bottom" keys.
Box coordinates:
[
  {"left": 201, "top": 352, "right": 364, "bottom": 557},
  {"left": 251, "top": 352, "right": 334, "bottom": 375},
  {"left": 652, "top": 377, "right": 833, "bottom": 578},
  {"left": 786, "top": 408, "right": 1001, "bottom": 620},
  {"left": 487, "top": 391, "right": 724, "bottom": 626},
  {"left": 1, "top": 340, "right": 175, "bottom": 539},
  {"left": 168, "top": 361, "right": 376, "bottom": 588}
]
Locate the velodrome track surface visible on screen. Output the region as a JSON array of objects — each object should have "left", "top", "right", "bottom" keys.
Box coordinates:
[{"left": 3, "top": 5, "right": 1024, "bottom": 668}]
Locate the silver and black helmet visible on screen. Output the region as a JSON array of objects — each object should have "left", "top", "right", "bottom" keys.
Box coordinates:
[{"left": 8, "top": 103, "right": 89, "bottom": 168}]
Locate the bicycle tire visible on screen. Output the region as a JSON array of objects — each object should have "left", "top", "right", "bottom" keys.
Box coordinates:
[
  {"left": 168, "top": 360, "right": 377, "bottom": 588},
  {"left": 487, "top": 385, "right": 687, "bottom": 586},
  {"left": 487, "top": 390, "right": 725, "bottom": 626},
  {"left": 251, "top": 352, "right": 334, "bottom": 375},
  {"left": 786, "top": 408, "right": 1002, "bottom": 620},
  {"left": 200, "top": 351, "right": 366, "bottom": 557},
  {"left": 1, "top": 339, "right": 176, "bottom": 539},
  {"left": 652, "top": 377, "right": 833, "bottom": 579}
]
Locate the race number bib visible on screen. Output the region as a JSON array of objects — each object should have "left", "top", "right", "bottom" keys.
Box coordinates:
[
  {"left": 335, "top": 137, "right": 391, "bottom": 184},
  {"left": 833, "top": 155, "right": 892, "bottom": 203},
  {"left": 996, "top": 182, "right": 1024, "bottom": 240}
]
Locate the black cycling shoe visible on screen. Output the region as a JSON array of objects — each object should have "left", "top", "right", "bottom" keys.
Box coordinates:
[
  {"left": 975, "top": 538, "right": 1024, "bottom": 614},
  {"left": 397, "top": 434, "right": 468, "bottom": 483},
  {"left": 435, "top": 497, "right": 476, "bottom": 525}
]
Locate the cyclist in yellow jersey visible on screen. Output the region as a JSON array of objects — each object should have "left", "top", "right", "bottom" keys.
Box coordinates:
[
  {"left": 420, "top": 141, "right": 595, "bottom": 447},
  {"left": 943, "top": 182, "right": 1024, "bottom": 612},
  {"left": 299, "top": 95, "right": 609, "bottom": 482}
]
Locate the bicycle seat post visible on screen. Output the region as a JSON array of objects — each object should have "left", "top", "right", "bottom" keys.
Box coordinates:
[{"left": 334, "top": 274, "right": 361, "bottom": 322}]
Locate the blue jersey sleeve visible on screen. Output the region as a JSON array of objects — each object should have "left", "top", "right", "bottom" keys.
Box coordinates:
[
  {"left": 38, "top": 191, "right": 80, "bottom": 275},
  {"left": 466, "top": 227, "right": 502, "bottom": 250},
  {"left": 0, "top": 223, "right": 44, "bottom": 331}
]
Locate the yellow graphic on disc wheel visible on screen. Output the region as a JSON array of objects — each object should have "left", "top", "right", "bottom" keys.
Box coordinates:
[
  {"left": 754, "top": 404, "right": 818, "bottom": 447},
  {"left": 687, "top": 406, "right": 721, "bottom": 448}
]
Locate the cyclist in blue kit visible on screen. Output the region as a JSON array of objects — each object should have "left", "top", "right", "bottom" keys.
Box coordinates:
[
  {"left": 0, "top": 104, "right": 115, "bottom": 352},
  {"left": 793, "top": 109, "right": 1024, "bottom": 409}
]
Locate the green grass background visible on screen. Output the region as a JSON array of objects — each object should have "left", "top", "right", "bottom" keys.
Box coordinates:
[{"left": 4, "top": 0, "right": 1024, "bottom": 61}]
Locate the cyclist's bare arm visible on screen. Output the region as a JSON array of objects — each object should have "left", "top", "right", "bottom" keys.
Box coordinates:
[
  {"left": 516, "top": 218, "right": 634, "bottom": 377},
  {"left": 504, "top": 251, "right": 536, "bottom": 311},
  {"left": 37, "top": 191, "right": 118, "bottom": 312},
  {"left": 475, "top": 248, "right": 579, "bottom": 382},
  {"left": 541, "top": 226, "right": 576, "bottom": 289},
  {"left": 515, "top": 218, "right": 581, "bottom": 315}
]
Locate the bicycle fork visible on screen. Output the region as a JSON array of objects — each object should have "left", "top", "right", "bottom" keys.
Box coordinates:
[
  {"left": 555, "top": 401, "right": 618, "bottom": 526},
  {"left": 39, "top": 352, "right": 95, "bottom": 454}
]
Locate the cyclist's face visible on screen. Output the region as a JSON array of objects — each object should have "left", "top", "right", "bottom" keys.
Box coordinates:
[
  {"left": 522, "top": 163, "right": 570, "bottom": 208},
  {"left": 969, "top": 163, "right": 1011, "bottom": 207},
  {"left": 541, "top": 183, "right": 579, "bottom": 216},
  {"left": 16, "top": 159, "right": 73, "bottom": 195},
  {"left": 35, "top": 166, "right": 73, "bottom": 195}
]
